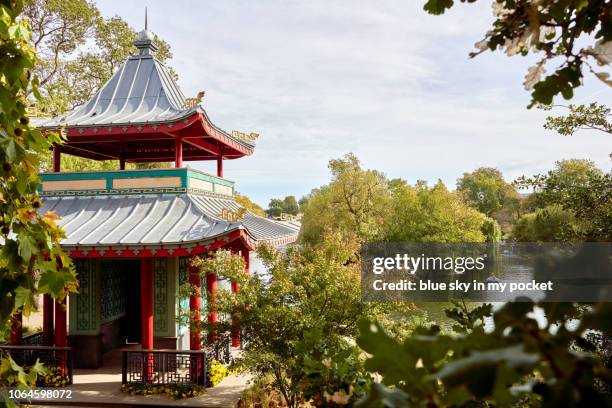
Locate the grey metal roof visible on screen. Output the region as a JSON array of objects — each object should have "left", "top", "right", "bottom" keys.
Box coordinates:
[
  {"left": 40, "top": 193, "right": 298, "bottom": 247},
  {"left": 32, "top": 32, "right": 255, "bottom": 150},
  {"left": 34, "top": 54, "right": 188, "bottom": 127}
]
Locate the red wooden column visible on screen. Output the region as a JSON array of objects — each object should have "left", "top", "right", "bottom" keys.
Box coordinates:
[
  {"left": 10, "top": 313, "right": 22, "bottom": 345},
  {"left": 54, "top": 298, "right": 67, "bottom": 374},
  {"left": 175, "top": 138, "right": 183, "bottom": 168},
  {"left": 189, "top": 261, "right": 202, "bottom": 350},
  {"left": 119, "top": 158, "right": 126, "bottom": 170},
  {"left": 52, "top": 145, "right": 61, "bottom": 172},
  {"left": 216, "top": 156, "right": 223, "bottom": 178},
  {"left": 54, "top": 300, "right": 67, "bottom": 347},
  {"left": 42, "top": 294, "right": 54, "bottom": 345},
  {"left": 140, "top": 258, "right": 154, "bottom": 379},
  {"left": 206, "top": 270, "right": 218, "bottom": 344},
  {"left": 231, "top": 249, "right": 249, "bottom": 347}
]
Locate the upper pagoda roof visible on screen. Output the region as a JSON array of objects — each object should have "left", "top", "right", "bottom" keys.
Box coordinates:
[{"left": 33, "top": 30, "right": 257, "bottom": 163}]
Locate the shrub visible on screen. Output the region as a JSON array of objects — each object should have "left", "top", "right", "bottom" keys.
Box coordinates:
[{"left": 120, "top": 383, "right": 205, "bottom": 399}]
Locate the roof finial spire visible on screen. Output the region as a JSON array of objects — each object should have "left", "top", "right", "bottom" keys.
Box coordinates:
[{"left": 134, "top": 7, "right": 158, "bottom": 56}]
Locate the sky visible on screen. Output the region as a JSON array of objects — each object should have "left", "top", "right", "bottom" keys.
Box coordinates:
[{"left": 97, "top": 0, "right": 611, "bottom": 207}]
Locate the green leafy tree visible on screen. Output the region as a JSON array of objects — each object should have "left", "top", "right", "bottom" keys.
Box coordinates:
[
  {"left": 423, "top": 0, "right": 612, "bottom": 106},
  {"left": 300, "top": 153, "right": 392, "bottom": 245},
  {"left": 515, "top": 159, "right": 610, "bottom": 240},
  {"left": 235, "top": 192, "right": 266, "bottom": 217},
  {"left": 24, "top": 0, "right": 174, "bottom": 172},
  {"left": 457, "top": 167, "right": 519, "bottom": 217},
  {"left": 0, "top": 0, "right": 78, "bottom": 403},
  {"left": 266, "top": 198, "right": 285, "bottom": 218},
  {"left": 385, "top": 180, "right": 496, "bottom": 243},
  {"left": 543, "top": 103, "right": 612, "bottom": 136},
  {"left": 282, "top": 195, "right": 299, "bottom": 215},
  {"left": 512, "top": 204, "right": 578, "bottom": 242},
  {"left": 191, "top": 236, "right": 378, "bottom": 408}
]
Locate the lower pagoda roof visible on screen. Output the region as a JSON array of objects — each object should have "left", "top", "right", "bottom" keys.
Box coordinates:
[{"left": 38, "top": 168, "right": 299, "bottom": 257}]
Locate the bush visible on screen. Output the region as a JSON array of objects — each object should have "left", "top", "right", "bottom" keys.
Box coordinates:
[
  {"left": 38, "top": 366, "right": 69, "bottom": 387},
  {"left": 120, "top": 383, "right": 205, "bottom": 399},
  {"left": 207, "top": 359, "right": 230, "bottom": 387}
]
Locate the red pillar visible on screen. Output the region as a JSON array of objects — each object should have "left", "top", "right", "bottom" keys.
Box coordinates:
[
  {"left": 54, "top": 300, "right": 67, "bottom": 347},
  {"left": 119, "top": 158, "right": 126, "bottom": 170},
  {"left": 175, "top": 138, "right": 183, "bottom": 168},
  {"left": 52, "top": 145, "right": 61, "bottom": 172},
  {"left": 189, "top": 262, "right": 202, "bottom": 350},
  {"left": 231, "top": 249, "right": 249, "bottom": 347},
  {"left": 140, "top": 258, "right": 154, "bottom": 380},
  {"left": 43, "top": 294, "right": 54, "bottom": 345},
  {"left": 206, "top": 271, "right": 218, "bottom": 344},
  {"left": 216, "top": 156, "right": 223, "bottom": 178},
  {"left": 10, "top": 313, "right": 22, "bottom": 345},
  {"left": 54, "top": 298, "right": 67, "bottom": 374}
]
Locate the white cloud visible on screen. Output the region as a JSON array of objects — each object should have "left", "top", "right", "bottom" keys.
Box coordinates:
[{"left": 97, "top": 0, "right": 611, "bottom": 206}]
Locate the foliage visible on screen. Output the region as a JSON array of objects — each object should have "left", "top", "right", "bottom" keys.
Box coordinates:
[
  {"left": 357, "top": 299, "right": 612, "bottom": 407},
  {"left": 192, "top": 236, "right": 381, "bottom": 408},
  {"left": 207, "top": 359, "right": 229, "bottom": 387},
  {"left": 266, "top": 195, "right": 300, "bottom": 217},
  {"left": 235, "top": 192, "right": 266, "bottom": 217},
  {"left": 300, "top": 153, "right": 392, "bottom": 245},
  {"left": 121, "top": 383, "right": 205, "bottom": 399},
  {"left": 515, "top": 159, "right": 610, "bottom": 241},
  {"left": 0, "top": 355, "right": 47, "bottom": 408},
  {"left": 423, "top": 0, "right": 611, "bottom": 106},
  {"left": 542, "top": 102, "right": 612, "bottom": 136},
  {"left": 0, "top": 0, "right": 77, "bottom": 341},
  {"left": 23, "top": 0, "right": 174, "bottom": 115},
  {"left": 512, "top": 204, "right": 578, "bottom": 242},
  {"left": 385, "top": 179, "right": 497, "bottom": 243},
  {"left": 456, "top": 167, "right": 520, "bottom": 218},
  {"left": 38, "top": 365, "right": 69, "bottom": 387}
]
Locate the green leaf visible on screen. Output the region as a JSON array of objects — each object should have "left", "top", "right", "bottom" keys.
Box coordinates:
[
  {"left": 423, "top": 0, "right": 454, "bottom": 15},
  {"left": 355, "top": 383, "right": 411, "bottom": 408},
  {"left": 17, "top": 236, "right": 36, "bottom": 261}
]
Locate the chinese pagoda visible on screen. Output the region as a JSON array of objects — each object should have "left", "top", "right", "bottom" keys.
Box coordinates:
[{"left": 24, "top": 28, "right": 298, "bottom": 370}]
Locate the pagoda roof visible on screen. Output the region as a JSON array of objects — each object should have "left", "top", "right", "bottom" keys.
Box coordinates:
[
  {"left": 41, "top": 192, "right": 298, "bottom": 256},
  {"left": 33, "top": 31, "right": 257, "bottom": 163},
  {"left": 36, "top": 168, "right": 298, "bottom": 256}
]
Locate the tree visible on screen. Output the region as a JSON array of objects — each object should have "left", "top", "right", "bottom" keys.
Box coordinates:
[
  {"left": 266, "top": 195, "right": 301, "bottom": 217},
  {"left": 234, "top": 192, "right": 266, "bottom": 217},
  {"left": 300, "top": 153, "right": 392, "bottom": 245},
  {"left": 543, "top": 102, "right": 612, "bottom": 136},
  {"left": 0, "top": 0, "right": 78, "bottom": 401},
  {"left": 266, "top": 198, "right": 285, "bottom": 218},
  {"left": 384, "top": 180, "right": 496, "bottom": 243},
  {"left": 457, "top": 167, "right": 519, "bottom": 217},
  {"left": 24, "top": 0, "right": 174, "bottom": 114},
  {"left": 191, "top": 237, "right": 377, "bottom": 408},
  {"left": 512, "top": 204, "right": 578, "bottom": 242},
  {"left": 515, "top": 159, "right": 610, "bottom": 241},
  {"left": 283, "top": 195, "right": 299, "bottom": 215},
  {"left": 423, "top": 1, "right": 611, "bottom": 106},
  {"left": 300, "top": 154, "right": 499, "bottom": 246},
  {"left": 24, "top": 0, "right": 175, "bottom": 172}
]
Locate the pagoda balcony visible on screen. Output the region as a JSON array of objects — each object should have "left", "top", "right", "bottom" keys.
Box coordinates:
[{"left": 39, "top": 167, "right": 234, "bottom": 197}]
